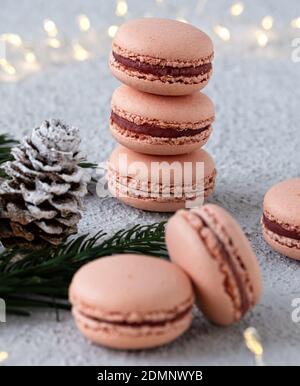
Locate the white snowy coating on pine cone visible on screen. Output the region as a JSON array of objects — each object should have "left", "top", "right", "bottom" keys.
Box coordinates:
[
  {"left": 0, "top": 119, "right": 91, "bottom": 247},
  {"left": 31, "top": 119, "right": 82, "bottom": 162}
]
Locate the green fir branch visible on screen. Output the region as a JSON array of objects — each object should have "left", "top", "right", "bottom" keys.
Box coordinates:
[
  {"left": 0, "top": 134, "right": 18, "bottom": 162},
  {"left": 0, "top": 134, "right": 19, "bottom": 178},
  {"left": 0, "top": 222, "right": 168, "bottom": 315}
]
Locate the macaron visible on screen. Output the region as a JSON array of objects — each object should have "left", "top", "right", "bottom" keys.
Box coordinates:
[
  {"left": 166, "top": 204, "right": 262, "bottom": 325},
  {"left": 262, "top": 178, "right": 300, "bottom": 260},
  {"left": 110, "top": 85, "right": 215, "bottom": 155},
  {"left": 109, "top": 18, "right": 214, "bottom": 96},
  {"left": 106, "top": 145, "right": 217, "bottom": 212},
  {"left": 69, "top": 254, "right": 194, "bottom": 350}
]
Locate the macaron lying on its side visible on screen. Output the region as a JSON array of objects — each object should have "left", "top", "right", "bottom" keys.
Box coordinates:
[
  {"left": 106, "top": 145, "right": 217, "bottom": 212},
  {"left": 69, "top": 254, "right": 194, "bottom": 350},
  {"left": 110, "top": 18, "right": 214, "bottom": 96},
  {"left": 262, "top": 178, "right": 300, "bottom": 260},
  {"left": 166, "top": 204, "right": 262, "bottom": 326},
  {"left": 110, "top": 85, "right": 215, "bottom": 155}
]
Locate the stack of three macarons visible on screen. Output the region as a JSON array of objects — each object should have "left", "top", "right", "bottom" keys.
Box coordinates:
[{"left": 107, "top": 18, "right": 217, "bottom": 212}]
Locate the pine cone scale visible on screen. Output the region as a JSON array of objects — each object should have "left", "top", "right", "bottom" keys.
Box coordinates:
[
  {"left": 0, "top": 119, "right": 90, "bottom": 249},
  {"left": 27, "top": 204, "right": 57, "bottom": 220}
]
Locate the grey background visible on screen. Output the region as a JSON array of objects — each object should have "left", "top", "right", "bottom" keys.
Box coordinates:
[{"left": 0, "top": 0, "right": 300, "bottom": 366}]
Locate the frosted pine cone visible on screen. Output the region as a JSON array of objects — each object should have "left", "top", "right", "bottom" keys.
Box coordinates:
[{"left": 0, "top": 119, "right": 90, "bottom": 248}]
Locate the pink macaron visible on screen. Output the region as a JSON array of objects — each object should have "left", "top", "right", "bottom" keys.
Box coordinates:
[
  {"left": 166, "top": 204, "right": 262, "bottom": 326},
  {"left": 110, "top": 85, "right": 215, "bottom": 155},
  {"left": 69, "top": 254, "right": 194, "bottom": 350},
  {"left": 109, "top": 18, "right": 214, "bottom": 96},
  {"left": 262, "top": 178, "right": 300, "bottom": 260},
  {"left": 106, "top": 145, "right": 217, "bottom": 212}
]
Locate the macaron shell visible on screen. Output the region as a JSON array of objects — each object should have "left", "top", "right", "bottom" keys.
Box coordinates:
[
  {"left": 72, "top": 307, "right": 192, "bottom": 350},
  {"left": 108, "top": 187, "right": 213, "bottom": 213},
  {"left": 262, "top": 178, "right": 300, "bottom": 260},
  {"left": 166, "top": 205, "right": 262, "bottom": 325},
  {"left": 69, "top": 254, "right": 194, "bottom": 349},
  {"left": 110, "top": 85, "right": 214, "bottom": 155},
  {"left": 108, "top": 192, "right": 184, "bottom": 212},
  {"left": 110, "top": 123, "right": 212, "bottom": 155},
  {"left": 263, "top": 178, "right": 300, "bottom": 228},
  {"left": 70, "top": 254, "right": 193, "bottom": 316},
  {"left": 111, "top": 85, "right": 215, "bottom": 126},
  {"left": 113, "top": 18, "right": 213, "bottom": 62},
  {"left": 166, "top": 213, "right": 235, "bottom": 325},
  {"left": 108, "top": 145, "right": 216, "bottom": 185},
  {"left": 199, "top": 204, "right": 262, "bottom": 305},
  {"left": 107, "top": 146, "right": 216, "bottom": 212},
  {"left": 109, "top": 60, "right": 210, "bottom": 96},
  {"left": 262, "top": 225, "right": 300, "bottom": 260},
  {"left": 110, "top": 18, "right": 213, "bottom": 95}
]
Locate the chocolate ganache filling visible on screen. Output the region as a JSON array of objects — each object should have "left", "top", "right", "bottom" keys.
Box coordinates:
[
  {"left": 78, "top": 306, "right": 192, "bottom": 327},
  {"left": 111, "top": 112, "right": 210, "bottom": 139},
  {"left": 263, "top": 214, "right": 300, "bottom": 240},
  {"left": 193, "top": 212, "right": 250, "bottom": 316},
  {"left": 112, "top": 51, "right": 212, "bottom": 77}
]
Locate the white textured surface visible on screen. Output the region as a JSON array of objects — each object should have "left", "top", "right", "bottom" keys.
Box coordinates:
[{"left": 1, "top": 0, "right": 300, "bottom": 366}]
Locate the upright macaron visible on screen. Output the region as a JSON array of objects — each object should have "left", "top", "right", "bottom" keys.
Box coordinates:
[
  {"left": 69, "top": 254, "right": 194, "bottom": 350},
  {"left": 166, "top": 204, "right": 262, "bottom": 325},
  {"left": 110, "top": 18, "right": 214, "bottom": 96},
  {"left": 107, "top": 145, "right": 217, "bottom": 212},
  {"left": 262, "top": 178, "right": 300, "bottom": 260},
  {"left": 110, "top": 85, "right": 215, "bottom": 155}
]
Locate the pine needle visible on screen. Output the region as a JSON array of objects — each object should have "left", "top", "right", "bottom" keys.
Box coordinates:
[
  {"left": 0, "top": 134, "right": 18, "bottom": 178},
  {"left": 0, "top": 135, "right": 18, "bottom": 158},
  {"left": 0, "top": 222, "right": 168, "bottom": 315},
  {"left": 78, "top": 162, "right": 98, "bottom": 169}
]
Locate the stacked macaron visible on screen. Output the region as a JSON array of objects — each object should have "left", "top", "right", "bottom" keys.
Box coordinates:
[{"left": 107, "top": 18, "right": 216, "bottom": 212}]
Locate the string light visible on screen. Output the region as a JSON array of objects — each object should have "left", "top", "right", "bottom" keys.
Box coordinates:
[
  {"left": 214, "top": 25, "right": 231, "bottom": 41},
  {"left": 43, "top": 19, "right": 58, "bottom": 37},
  {"left": 261, "top": 16, "right": 273, "bottom": 31},
  {"left": 73, "top": 42, "right": 90, "bottom": 61},
  {"left": 0, "top": 351, "right": 8, "bottom": 363},
  {"left": 230, "top": 2, "right": 244, "bottom": 16},
  {"left": 24, "top": 50, "right": 37, "bottom": 64},
  {"left": 256, "top": 30, "right": 268, "bottom": 47},
  {"left": 107, "top": 25, "right": 119, "bottom": 38},
  {"left": 291, "top": 17, "right": 300, "bottom": 29},
  {"left": 46, "top": 38, "right": 61, "bottom": 48},
  {"left": 115, "top": 1, "right": 128, "bottom": 17},
  {"left": 0, "top": 59, "right": 16, "bottom": 75},
  {"left": 244, "top": 327, "right": 264, "bottom": 366},
  {"left": 0, "top": 33, "right": 22, "bottom": 47},
  {"left": 77, "top": 14, "right": 91, "bottom": 32}
]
